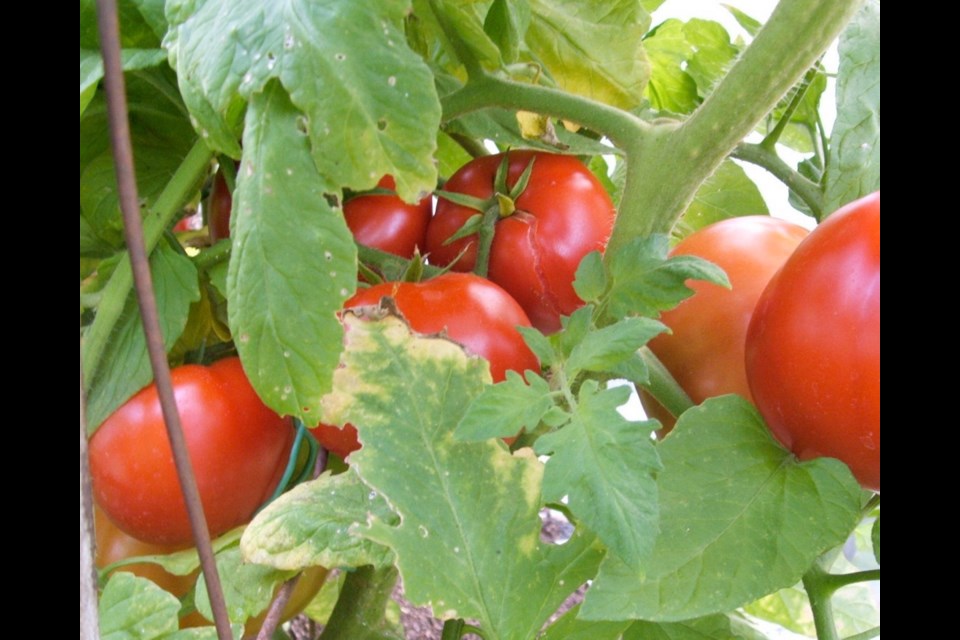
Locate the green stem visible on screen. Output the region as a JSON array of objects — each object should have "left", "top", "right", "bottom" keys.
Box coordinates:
[
  {"left": 441, "top": 619, "right": 474, "bottom": 640},
  {"left": 606, "top": 0, "right": 864, "bottom": 251},
  {"left": 760, "top": 63, "right": 822, "bottom": 149},
  {"left": 862, "top": 494, "right": 880, "bottom": 515},
  {"left": 448, "top": 131, "right": 491, "bottom": 159},
  {"left": 320, "top": 565, "right": 399, "bottom": 639},
  {"left": 442, "top": 74, "right": 650, "bottom": 151},
  {"left": 473, "top": 206, "right": 501, "bottom": 278},
  {"left": 81, "top": 139, "right": 214, "bottom": 385},
  {"left": 803, "top": 562, "right": 840, "bottom": 640},
  {"left": 844, "top": 627, "right": 880, "bottom": 640},
  {"left": 821, "top": 569, "right": 880, "bottom": 591},
  {"left": 190, "top": 239, "right": 232, "bottom": 271},
  {"left": 731, "top": 142, "right": 824, "bottom": 219},
  {"left": 636, "top": 347, "right": 694, "bottom": 419}
]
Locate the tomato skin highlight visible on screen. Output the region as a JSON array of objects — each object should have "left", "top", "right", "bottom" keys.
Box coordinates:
[
  {"left": 344, "top": 175, "right": 432, "bottom": 258},
  {"left": 644, "top": 216, "right": 810, "bottom": 430},
  {"left": 310, "top": 273, "right": 539, "bottom": 457},
  {"left": 89, "top": 357, "right": 295, "bottom": 545},
  {"left": 746, "top": 192, "right": 880, "bottom": 491},
  {"left": 425, "top": 150, "right": 615, "bottom": 334}
]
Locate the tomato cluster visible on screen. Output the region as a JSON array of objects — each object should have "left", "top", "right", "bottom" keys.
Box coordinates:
[{"left": 646, "top": 196, "right": 880, "bottom": 492}]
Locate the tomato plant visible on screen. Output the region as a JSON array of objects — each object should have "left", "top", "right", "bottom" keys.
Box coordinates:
[
  {"left": 82, "top": 1, "right": 879, "bottom": 638},
  {"left": 345, "top": 175, "right": 432, "bottom": 258},
  {"left": 746, "top": 192, "right": 880, "bottom": 491},
  {"left": 311, "top": 272, "right": 539, "bottom": 456},
  {"left": 89, "top": 357, "right": 294, "bottom": 545},
  {"left": 425, "top": 150, "right": 615, "bottom": 334},
  {"left": 644, "top": 216, "right": 809, "bottom": 430}
]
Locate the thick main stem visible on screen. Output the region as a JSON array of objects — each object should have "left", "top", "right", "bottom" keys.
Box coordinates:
[
  {"left": 81, "top": 139, "right": 213, "bottom": 390},
  {"left": 605, "top": 0, "right": 865, "bottom": 253}
]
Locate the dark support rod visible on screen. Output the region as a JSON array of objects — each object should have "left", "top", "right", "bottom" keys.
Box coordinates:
[{"left": 94, "top": 1, "right": 232, "bottom": 637}]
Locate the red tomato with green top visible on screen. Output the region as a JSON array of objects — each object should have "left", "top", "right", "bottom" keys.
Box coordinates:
[
  {"left": 89, "top": 357, "right": 294, "bottom": 545},
  {"left": 310, "top": 273, "right": 539, "bottom": 457},
  {"left": 425, "top": 150, "right": 615, "bottom": 334},
  {"left": 746, "top": 192, "right": 880, "bottom": 491}
]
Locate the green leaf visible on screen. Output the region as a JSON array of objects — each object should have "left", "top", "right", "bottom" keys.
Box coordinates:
[
  {"left": 572, "top": 250, "right": 607, "bottom": 303},
  {"left": 606, "top": 236, "right": 729, "bottom": 320},
  {"left": 824, "top": 0, "right": 880, "bottom": 214},
  {"left": 85, "top": 244, "right": 200, "bottom": 432},
  {"left": 80, "top": 0, "right": 167, "bottom": 50},
  {"left": 722, "top": 4, "right": 762, "bottom": 37},
  {"left": 484, "top": 0, "right": 530, "bottom": 64},
  {"left": 444, "top": 101, "right": 617, "bottom": 156},
  {"left": 228, "top": 81, "right": 356, "bottom": 420},
  {"left": 323, "top": 314, "right": 604, "bottom": 640},
  {"left": 80, "top": 67, "right": 197, "bottom": 238},
  {"left": 743, "top": 583, "right": 814, "bottom": 636},
  {"left": 455, "top": 371, "right": 556, "bottom": 441},
  {"left": 535, "top": 382, "right": 660, "bottom": 569},
  {"left": 644, "top": 18, "right": 738, "bottom": 113},
  {"left": 164, "top": 627, "right": 246, "bottom": 640},
  {"left": 241, "top": 468, "right": 397, "bottom": 571},
  {"left": 608, "top": 352, "right": 650, "bottom": 384},
  {"left": 644, "top": 20, "right": 699, "bottom": 113},
  {"left": 526, "top": 0, "right": 650, "bottom": 110},
  {"left": 99, "top": 572, "right": 180, "bottom": 640},
  {"left": 166, "top": 0, "right": 440, "bottom": 199},
  {"left": 517, "top": 325, "right": 557, "bottom": 367},
  {"left": 303, "top": 569, "right": 346, "bottom": 623},
  {"left": 871, "top": 515, "right": 880, "bottom": 565},
  {"left": 101, "top": 529, "right": 244, "bottom": 580},
  {"left": 421, "top": 0, "right": 503, "bottom": 71},
  {"left": 551, "top": 305, "right": 593, "bottom": 360},
  {"left": 194, "top": 546, "right": 292, "bottom": 626},
  {"left": 672, "top": 160, "right": 769, "bottom": 240},
  {"left": 581, "top": 395, "right": 863, "bottom": 622},
  {"left": 623, "top": 611, "right": 772, "bottom": 640},
  {"left": 436, "top": 131, "right": 475, "bottom": 179},
  {"left": 80, "top": 47, "right": 168, "bottom": 117},
  {"left": 566, "top": 317, "right": 666, "bottom": 378},
  {"left": 320, "top": 565, "right": 404, "bottom": 640},
  {"left": 541, "top": 604, "right": 630, "bottom": 640},
  {"left": 683, "top": 19, "right": 739, "bottom": 98}
]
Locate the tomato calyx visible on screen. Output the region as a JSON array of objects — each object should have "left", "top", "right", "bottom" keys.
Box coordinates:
[{"left": 435, "top": 153, "right": 537, "bottom": 276}]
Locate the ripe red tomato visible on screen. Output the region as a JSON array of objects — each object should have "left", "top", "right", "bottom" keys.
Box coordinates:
[
  {"left": 310, "top": 272, "right": 540, "bottom": 456},
  {"left": 746, "top": 192, "right": 880, "bottom": 491},
  {"left": 643, "top": 216, "right": 809, "bottom": 431},
  {"left": 425, "top": 150, "right": 615, "bottom": 334},
  {"left": 344, "top": 175, "right": 432, "bottom": 258},
  {"left": 89, "top": 357, "right": 295, "bottom": 545}
]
